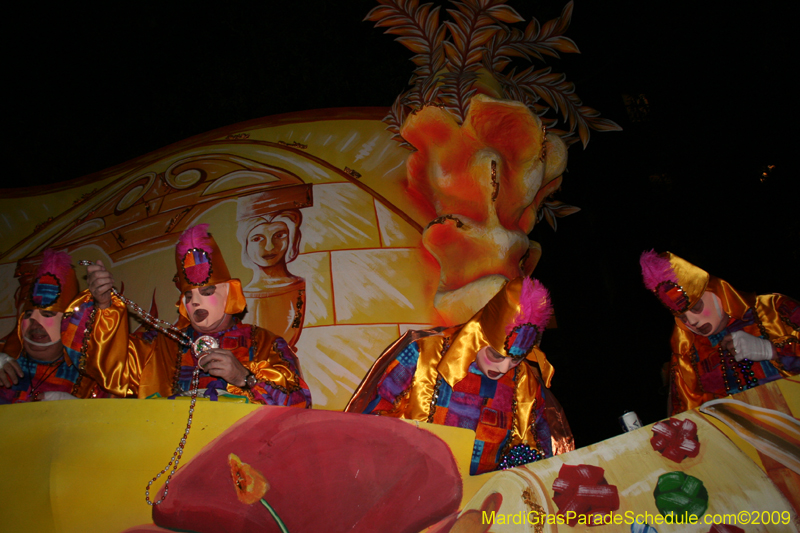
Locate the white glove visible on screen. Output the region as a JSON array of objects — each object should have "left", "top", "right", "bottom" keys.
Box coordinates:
[
  {"left": 41, "top": 391, "right": 78, "bottom": 401},
  {"left": 731, "top": 331, "right": 775, "bottom": 362}
]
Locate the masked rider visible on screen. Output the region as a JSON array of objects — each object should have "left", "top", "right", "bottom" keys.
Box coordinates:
[
  {"left": 347, "top": 277, "right": 573, "bottom": 475},
  {"left": 72, "top": 224, "right": 311, "bottom": 406},
  {"left": 1, "top": 249, "right": 109, "bottom": 402},
  {"left": 640, "top": 250, "right": 799, "bottom": 414}
]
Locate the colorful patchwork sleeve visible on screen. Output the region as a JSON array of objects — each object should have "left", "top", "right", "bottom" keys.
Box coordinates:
[
  {"left": 227, "top": 336, "right": 312, "bottom": 408},
  {"left": 0, "top": 387, "right": 18, "bottom": 404},
  {"left": 362, "top": 341, "right": 421, "bottom": 415},
  {"left": 0, "top": 356, "right": 81, "bottom": 404}
]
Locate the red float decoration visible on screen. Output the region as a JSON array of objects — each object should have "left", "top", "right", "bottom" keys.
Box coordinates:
[{"left": 650, "top": 417, "right": 701, "bottom": 463}]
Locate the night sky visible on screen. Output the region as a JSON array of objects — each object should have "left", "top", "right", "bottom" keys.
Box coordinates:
[{"left": 5, "top": 1, "right": 798, "bottom": 446}]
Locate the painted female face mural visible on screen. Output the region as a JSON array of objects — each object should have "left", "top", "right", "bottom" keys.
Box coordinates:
[
  {"left": 246, "top": 221, "right": 290, "bottom": 269},
  {"left": 237, "top": 191, "right": 310, "bottom": 348}
]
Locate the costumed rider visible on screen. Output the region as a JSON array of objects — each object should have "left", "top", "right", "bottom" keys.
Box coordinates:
[
  {"left": 640, "top": 250, "right": 800, "bottom": 415},
  {"left": 346, "top": 277, "right": 574, "bottom": 475},
  {"left": 72, "top": 223, "right": 312, "bottom": 406},
  {"left": 0, "top": 249, "right": 109, "bottom": 403}
]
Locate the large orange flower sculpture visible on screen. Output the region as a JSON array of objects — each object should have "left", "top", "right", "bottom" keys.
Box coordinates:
[{"left": 402, "top": 94, "right": 568, "bottom": 323}]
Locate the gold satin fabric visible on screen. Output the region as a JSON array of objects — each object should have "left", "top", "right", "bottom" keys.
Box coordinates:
[
  {"left": 346, "top": 326, "right": 574, "bottom": 457},
  {"left": 756, "top": 294, "right": 800, "bottom": 351},
  {"left": 669, "top": 281, "right": 800, "bottom": 413},
  {"left": 71, "top": 290, "right": 297, "bottom": 399},
  {"left": 225, "top": 359, "right": 302, "bottom": 397}
]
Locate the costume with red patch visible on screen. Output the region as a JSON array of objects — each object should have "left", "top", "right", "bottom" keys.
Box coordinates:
[
  {"left": 641, "top": 250, "right": 800, "bottom": 415},
  {"left": 69, "top": 224, "right": 311, "bottom": 406},
  {"left": 347, "top": 277, "right": 573, "bottom": 474}
]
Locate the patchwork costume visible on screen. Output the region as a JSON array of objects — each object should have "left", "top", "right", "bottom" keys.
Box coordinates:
[
  {"left": 347, "top": 278, "right": 574, "bottom": 475},
  {"left": 641, "top": 251, "right": 800, "bottom": 415},
  {"left": 69, "top": 224, "right": 311, "bottom": 406},
  {"left": 0, "top": 250, "right": 108, "bottom": 403}
]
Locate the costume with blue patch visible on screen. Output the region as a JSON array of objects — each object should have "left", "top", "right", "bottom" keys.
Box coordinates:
[{"left": 347, "top": 277, "right": 574, "bottom": 474}]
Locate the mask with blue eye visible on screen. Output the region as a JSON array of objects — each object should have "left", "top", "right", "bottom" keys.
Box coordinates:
[
  {"left": 504, "top": 323, "right": 539, "bottom": 358},
  {"left": 31, "top": 273, "right": 62, "bottom": 308}
]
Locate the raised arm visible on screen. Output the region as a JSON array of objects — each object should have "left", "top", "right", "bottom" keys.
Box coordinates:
[{"left": 64, "top": 261, "right": 154, "bottom": 397}]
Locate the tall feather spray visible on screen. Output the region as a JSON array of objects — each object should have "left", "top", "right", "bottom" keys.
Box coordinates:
[
  {"left": 506, "top": 277, "right": 552, "bottom": 335},
  {"left": 177, "top": 224, "right": 214, "bottom": 258},
  {"left": 177, "top": 224, "right": 215, "bottom": 285},
  {"left": 639, "top": 249, "right": 676, "bottom": 291},
  {"left": 37, "top": 248, "right": 73, "bottom": 281}
]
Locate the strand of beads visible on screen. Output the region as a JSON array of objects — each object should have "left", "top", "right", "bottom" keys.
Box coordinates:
[
  {"left": 78, "top": 261, "right": 208, "bottom": 506},
  {"left": 720, "top": 346, "right": 757, "bottom": 394},
  {"left": 737, "top": 357, "right": 758, "bottom": 390},
  {"left": 116, "top": 291, "right": 192, "bottom": 347},
  {"left": 78, "top": 260, "right": 192, "bottom": 348},
  {"left": 145, "top": 366, "right": 200, "bottom": 506}
]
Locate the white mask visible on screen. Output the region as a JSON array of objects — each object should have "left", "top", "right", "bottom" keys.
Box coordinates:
[
  {"left": 676, "top": 291, "right": 728, "bottom": 337},
  {"left": 184, "top": 283, "right": 231, "bottom": 333}
]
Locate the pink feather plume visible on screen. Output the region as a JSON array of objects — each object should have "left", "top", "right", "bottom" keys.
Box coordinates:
[
  {"left": 177, "top": 223, "right": 213, "bottom": 256},
  {"left": 37, "top": 248, "right": 72, "bottom": 280},
  {"left": 506, "top": 277, "right": 553, "bottom": 335},
  {"left": 639, "top": 249, "right": 677, "bottom": 290}
]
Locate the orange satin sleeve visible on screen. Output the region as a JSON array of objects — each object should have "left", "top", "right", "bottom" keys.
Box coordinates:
[
  {"left": 75, "top": 290, "right": 154, "bottom": 398},
  {"left": 541, "top": 381, "right": 575, "bottom": 455},
  {"left": 250, "top": 327, "right": 303, "bottom": 392},
  {"left": 512, "top": 365, "right": 538, "bottom": 451},
  {"left": 344, "top": 327, "right": 452, "bottom": 414},
  {"left": 669, "top": 327, "right": 713, "bottom": 414},
  {"left": 404, "top": 335, "right": 448, "bottom": 421}
]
